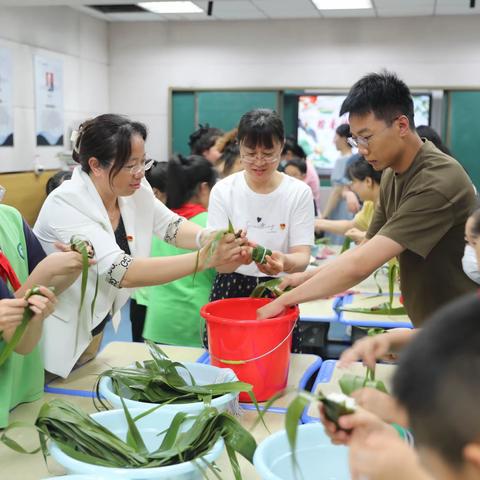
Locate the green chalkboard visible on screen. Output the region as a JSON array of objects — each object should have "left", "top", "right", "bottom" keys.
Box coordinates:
[
  {"left": 172, "top": 91, "right": 195, "bottom": 156},
  {"left": 447, "top": 91, "right": 480, "bottom": 189},
  {"left": 197, "top": 91, "right": 278, "bottom": 132}
]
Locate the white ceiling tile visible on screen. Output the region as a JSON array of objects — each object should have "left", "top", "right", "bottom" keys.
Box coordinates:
[
  {"left": 252, "top": 0, "right": 320, "bottom": 19},
  {"left": 377, "top": 6, "right": 434, "bottom": 17},
  {"left": 435, "top": 3, "right": 480, "bottom": 15},
  {"left": 105, "top": 12, "right": 166, "bottom": 21},
  {"left": 373, "top": 0, "right": 434, "bottom": 6},
  {"left": 320, "top": 8, "right": 376, "bottom": 17}
]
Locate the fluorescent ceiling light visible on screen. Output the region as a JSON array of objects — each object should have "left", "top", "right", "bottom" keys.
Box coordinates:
[
  {"left": 138, "top": 1, "right": 203, "bottom": 14},
  {"left": 312, "top": 0, "right": 372, "bottom": 9}
]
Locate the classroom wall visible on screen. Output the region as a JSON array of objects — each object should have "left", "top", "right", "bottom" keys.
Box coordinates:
[
  {"left": 0, "top": 6, "right": 109, "bottom": 173},
  {"left": 109, "top": 15, "right": 480, "bottom": 161}
]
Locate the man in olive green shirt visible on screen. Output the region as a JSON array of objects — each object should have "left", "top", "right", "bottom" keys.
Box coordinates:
[{"left": 258, "top": 71, "right": 477, "bottom": 326}]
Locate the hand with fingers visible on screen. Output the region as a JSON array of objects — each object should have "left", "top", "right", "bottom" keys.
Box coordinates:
[
  {"left": 200, "top": 230, "right": 249, "bottom": 269},
  {"left": 319, "top": 403, "right": 396, "bottom": 447},
  {"left": 0, "top": 298, "right": 29, "bottom": 333},
  {"left": 350, "top": 387, "right": 409, "bottom": 426},
  {"left": 26, "top": 285, "right": 57, "bottom": 324},
  {"left": 349, "top": 431, "right": 432, "bottom": 480},
  {"left": 339, "top": 329, "right": 415, "bottom": 371},
  {"left": 256, "top": 251, "right": 285, "bottom": 276}
]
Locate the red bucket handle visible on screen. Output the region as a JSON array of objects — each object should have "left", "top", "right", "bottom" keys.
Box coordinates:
[{"left": 204, "top": 317, "right": 298, "bottom": 365}]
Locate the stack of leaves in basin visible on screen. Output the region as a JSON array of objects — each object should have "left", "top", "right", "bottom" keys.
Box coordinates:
[
  {"left": 95, "top": 340, "right": 257, "bottom": 408},
  {"left": 1, "top": 398, "right": 257, "bottom": 480}
]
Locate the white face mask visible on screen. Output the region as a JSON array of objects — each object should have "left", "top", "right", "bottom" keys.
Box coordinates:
[
  {"left": 462, "top": 244, "right": 480, "bottom": 285},
  {"left": 0, "top": 185, "right": 5, "bottom": 202}
]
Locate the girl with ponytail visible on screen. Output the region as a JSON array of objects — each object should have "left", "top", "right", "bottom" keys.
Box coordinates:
[{"left": 142, "top": 155, "right": 217, "bottom": 346}]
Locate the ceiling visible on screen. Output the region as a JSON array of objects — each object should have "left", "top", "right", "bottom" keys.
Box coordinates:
[{"left": 0, "top": 0, "right": 478, "bottom": 22}]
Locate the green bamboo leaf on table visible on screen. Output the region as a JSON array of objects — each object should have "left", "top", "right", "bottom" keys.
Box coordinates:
[{"left": 0, "top": 285, "right": 54, "bottom": 367}]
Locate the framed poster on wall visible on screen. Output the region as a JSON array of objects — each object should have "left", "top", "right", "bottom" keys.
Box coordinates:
[
  {"left": 297, "top": 93, "right": 432, "bottom": 174},
  {"left": 0, "top": 47, "right": 14, "bottom": 147},
  {"left": 34, "top": 54, "right": 64, "bottom": 146}
]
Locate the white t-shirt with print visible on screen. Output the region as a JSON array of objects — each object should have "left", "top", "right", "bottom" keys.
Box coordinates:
[{"left": 207, "top": 171, "right": 315, "bottom": 277}]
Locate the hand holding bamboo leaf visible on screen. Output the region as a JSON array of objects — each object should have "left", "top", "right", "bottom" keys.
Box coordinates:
[
  {"left": 339, "top": 329, "right": 412, "bottom": 371},
  {"left": 0, "top": 285, "right": 55, "bottom": 365}
]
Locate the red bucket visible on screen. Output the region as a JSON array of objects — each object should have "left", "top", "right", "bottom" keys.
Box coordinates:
[{"left": 200, "top": 297, "right": 299, "bottom": 402}]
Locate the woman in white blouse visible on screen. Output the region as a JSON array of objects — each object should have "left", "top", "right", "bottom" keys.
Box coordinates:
[{"left": 34, "top": 114, "right": 245, "bottom": 377}]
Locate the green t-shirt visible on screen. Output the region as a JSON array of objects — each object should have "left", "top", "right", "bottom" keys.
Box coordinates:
[
  {"left": 142, "top": 212, "right": 215, "bottom": 347},
  {"left": 367, "top": 140, "right": 477, "bottom": 326},
  {"left": 0, "top": 205, "right": 44, "bottom": 428}
]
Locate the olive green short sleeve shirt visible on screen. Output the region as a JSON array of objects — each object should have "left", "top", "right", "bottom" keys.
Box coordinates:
[{"left": 367, "top": 140, "right": 477, "bottom": 325}]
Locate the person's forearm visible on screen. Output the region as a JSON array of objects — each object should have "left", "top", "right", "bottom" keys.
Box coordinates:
[
  {"left": 121, "top": 253, "right": 201, "bottom": 288},
  {"left": 316, "top": 218, "right": 355, "bottom": 236},
  {"left": 277, "top": 251, "right": 370, "bottom": 305},
  {"left": 322, "top": 186, "right": 343, "bottom": 219},
  {"left": 386, "top": 328, "right": 417, "bottom": 353},
  {"left": 174, "top": 220, "right": 202, "bottom": 250},
  {"left": 14, "top": 320, "right": 43, "bottom": 355},
  {"left": 283, "top": 252, "right": 310, "bottom": 273},
  {"left": 14, "top": 264, "right": 77, "bottom": 298}
]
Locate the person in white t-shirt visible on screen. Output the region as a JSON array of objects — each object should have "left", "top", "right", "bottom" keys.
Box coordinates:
[{"left": 207, "top": 108, "right": 315, "bottom": 303}]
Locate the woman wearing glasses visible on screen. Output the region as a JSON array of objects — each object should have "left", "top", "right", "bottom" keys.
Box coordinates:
[
  {"left": 207, "top": 108, "right": 314, "bottom": 307},
  {"left": 34, "top": 114, "right": 246, "bottom": 378}
]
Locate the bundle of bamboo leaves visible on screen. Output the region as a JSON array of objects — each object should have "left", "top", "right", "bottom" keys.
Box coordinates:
[
  {"left": 1, "top": 398, "right": 257, "bottom": 480},
  {"left": 96, "top": 340, "right": 257, "bottom": 408}
]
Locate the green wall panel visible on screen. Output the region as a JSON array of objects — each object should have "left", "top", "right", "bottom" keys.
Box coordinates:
[
  {"left": 197, "top": 91, "right": 278, "bottom": 132},
  {"left": 172, "top": 91, "right": 195, "bottom": 156},
  {"left": 447, "top": 91, "right": 480, "bottom": 188}
]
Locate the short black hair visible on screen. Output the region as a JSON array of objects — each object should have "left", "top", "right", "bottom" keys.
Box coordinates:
[
  {"left": 188, "top": 124, "right": 223, "bottom": 155},
  {"left": 282, "top": 136, "right": 307, "bottom": 159},
  {"left": 468, "top": 208, "right": 480, "bottom": 237},
  {"left": 284, "top": 157, "right": 307, "bottom": 176},
  {"left": 340, "top": 71, "right": 415, "bottom": 129},
  {"left": 393, "top": 293, "right": 480, "bottom": 467},
  {"left": 335, "top": 124, "right": 350, "bottom": 138},
  {"left": 45, "top": 170, "right": 72, "bottom": 195},
  {"left": 347, "top": 156, "right": 382, "bottom": 185},
  {"left": 237, "top": 109, "right": 284, "bottom": 150}
]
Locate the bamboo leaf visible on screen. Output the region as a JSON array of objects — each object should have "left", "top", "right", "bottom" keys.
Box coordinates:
[{"left": 340, "top": 236, "right": 351, "bottom": 254}]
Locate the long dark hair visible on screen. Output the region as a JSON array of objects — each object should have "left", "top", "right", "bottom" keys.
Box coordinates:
[
  {"left": 166, "top": 154, "right": 217, "bottom": 209},
  {"left": 72, "top": 114, "right": 147, "bottom": 183}
]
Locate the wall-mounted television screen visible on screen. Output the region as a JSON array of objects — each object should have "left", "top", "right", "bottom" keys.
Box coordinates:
[{"left": 297, "top": 93, "right": 431, "bottom": 174}]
